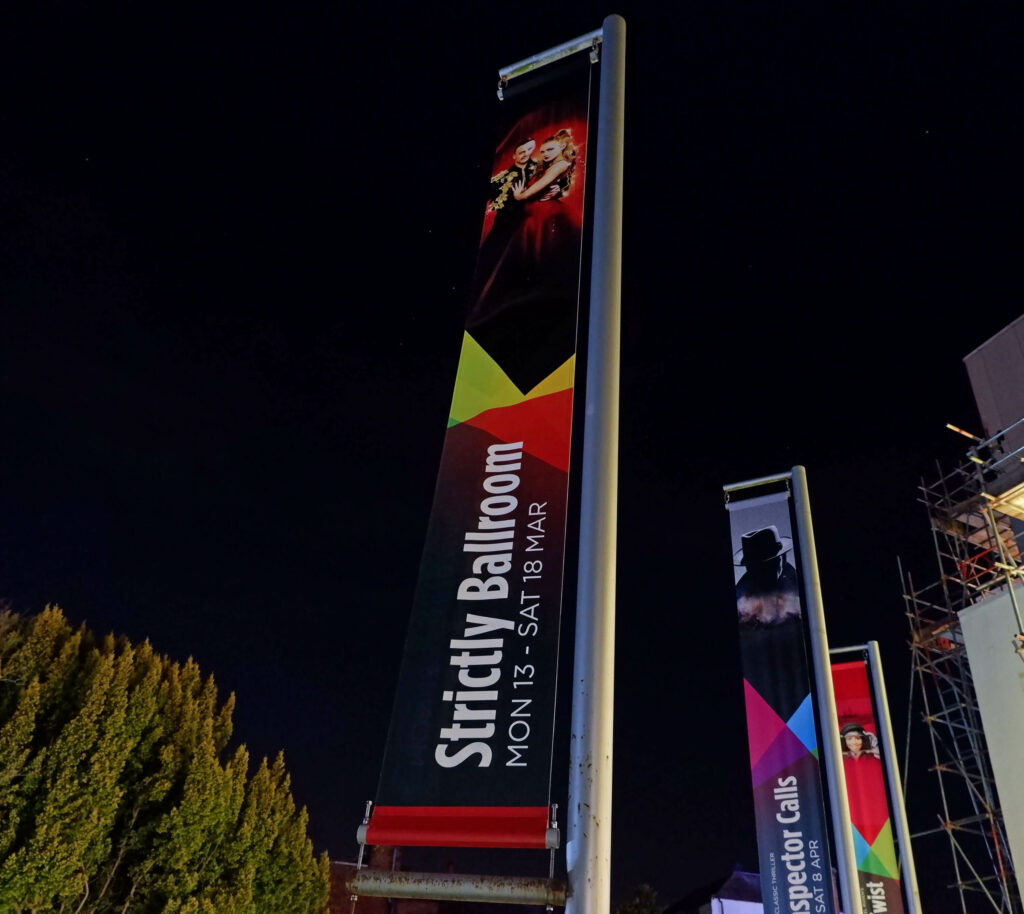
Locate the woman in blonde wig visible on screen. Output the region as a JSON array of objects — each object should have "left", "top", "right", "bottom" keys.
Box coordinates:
[
  {"left": 467, "top": 126, "right": 584, "bottom": 392},
  {"left": 512, "top": 128, "right": 577, "bottom": 204}
]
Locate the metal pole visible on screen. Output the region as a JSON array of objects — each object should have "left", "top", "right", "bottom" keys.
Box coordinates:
[
  {"left": 567, "top": 14, "right": 625, "bottom": 914},
  {"left": 790, "top": 466, "right": 863, "bottom": 914},
  {"left": 865, "top": 641, "right": 923, "bottom": 914}
]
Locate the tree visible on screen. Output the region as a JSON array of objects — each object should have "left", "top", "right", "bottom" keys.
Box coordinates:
[
  {"left": 614, "top": 884, "right": 661, "bottom": 914},
  {"left": 0, "top": 606, "right": 330, "bottom": 914}
]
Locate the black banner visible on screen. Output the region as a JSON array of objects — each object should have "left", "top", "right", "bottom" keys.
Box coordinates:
[
  {"left": 366, "top": 51, "right": 595, "bottom": 848},
  {"left": 727, "top": 488, "right": 839, "bottom": 914}
]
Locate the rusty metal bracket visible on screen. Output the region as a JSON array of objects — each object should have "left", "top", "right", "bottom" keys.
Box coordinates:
[{"left": 345, "top": 869, "right": 567, "bottom": 907}]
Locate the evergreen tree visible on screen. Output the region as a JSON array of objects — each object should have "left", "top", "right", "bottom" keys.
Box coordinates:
[
  {"left": 614, "top": 884, "right": 661, "bottom": 914},
  {"left": 0, "top": 606, "right": 330, "bottom": 914}
]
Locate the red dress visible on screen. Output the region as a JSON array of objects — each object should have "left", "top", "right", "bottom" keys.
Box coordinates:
[{"left": 466, "top": 165, "right": 582, "bottom": 394}]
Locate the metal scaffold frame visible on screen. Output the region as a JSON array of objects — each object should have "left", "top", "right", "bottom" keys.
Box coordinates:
[{"left": 903, "top": 418, "right": 1024, "bottom": 914}]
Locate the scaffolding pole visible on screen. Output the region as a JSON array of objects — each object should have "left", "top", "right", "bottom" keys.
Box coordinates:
[{"left": 903, "top": 435, "right": 1023, "bottom": 914}]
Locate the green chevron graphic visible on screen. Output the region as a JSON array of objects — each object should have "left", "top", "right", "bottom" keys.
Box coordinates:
[{"left": 861, "top": 819, "right": 899, "bottom": 879}]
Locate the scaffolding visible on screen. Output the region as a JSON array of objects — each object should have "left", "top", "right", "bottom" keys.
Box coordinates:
[{"left": 903, "top": 418, "right": 1024, "bottom": 914}]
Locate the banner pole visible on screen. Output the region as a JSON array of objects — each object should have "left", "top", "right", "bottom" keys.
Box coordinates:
[
  {"left": 791, "top": 466, "right": 863, "bottom": 914},
  {"left": 566, "top": 13, "right": 625, "bottom": 914},
  {"left": 866, "top": 640, "right": 923, "bottom": 914}
]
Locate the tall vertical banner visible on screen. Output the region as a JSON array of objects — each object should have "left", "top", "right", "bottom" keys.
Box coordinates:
[
  {"left": 363, "top": 50, "right": 596, "bottom": 849},
  {"left": 727, "top": 488, "right": 838, "bottom": 914},
  {"left": 831, "top": 660, "right": 907, "bottom": 914}
]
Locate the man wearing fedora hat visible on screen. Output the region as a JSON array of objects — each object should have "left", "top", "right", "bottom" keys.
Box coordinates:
[
  {"left": 734, "top": 525, "right": 800, "bottom": 624},
  {"left": 735, "top": 525, "right": 798, "bottom": 597}
]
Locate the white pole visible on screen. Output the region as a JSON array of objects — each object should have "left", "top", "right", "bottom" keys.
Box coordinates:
[
  {"left": 791, "top": 466, "right": 864, "bottom": 914},
  {"left": 866, "top": 640, "right": 923, "bottom": 914},
  {"left": 566, "top": 14, "right": 625, "bottom": 914}
]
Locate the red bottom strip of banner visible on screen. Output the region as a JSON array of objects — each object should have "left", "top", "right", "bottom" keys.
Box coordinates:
[{"left": 364, "top": 806, "right": 551, "bottom": 848}]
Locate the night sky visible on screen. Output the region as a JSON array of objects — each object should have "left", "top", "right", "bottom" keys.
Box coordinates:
[{"left": 2, "top": 1, "right": 1022, "bottom": 910}]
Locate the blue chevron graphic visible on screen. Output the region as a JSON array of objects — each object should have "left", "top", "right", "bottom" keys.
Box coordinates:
[{"left": 786, "top": 693, "right": 818, "bottom": 754}]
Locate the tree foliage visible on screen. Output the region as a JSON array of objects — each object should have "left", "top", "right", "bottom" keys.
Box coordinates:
[
  {"left": 614, "top": 884, "right": 661, "bottom": 914},
  {"left": 0, "top": 606, "right": 329, "bottom": 914}
]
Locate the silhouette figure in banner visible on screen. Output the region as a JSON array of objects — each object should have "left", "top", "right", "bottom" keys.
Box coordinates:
[{"left": 734, "top": 525, "right": 801, "bottom": 625}]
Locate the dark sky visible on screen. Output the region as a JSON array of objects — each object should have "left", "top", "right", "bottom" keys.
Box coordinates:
[{"left": 2, "top": 1, "right": 1022, "bottom": 909}]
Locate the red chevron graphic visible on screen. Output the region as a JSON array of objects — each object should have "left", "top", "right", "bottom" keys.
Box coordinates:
[{"left": 463, "top": 388, "right": 573, "bottom": 473}]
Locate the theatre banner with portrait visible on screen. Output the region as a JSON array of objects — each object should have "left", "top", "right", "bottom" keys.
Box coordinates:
[
  {"left": 363, "top": 50, "right": 596, "bottom": 849},
  {"left": 726, "top": 487, "right": 838, "bottom": 914},
  {"left": 832, "top": 660, "right": 906, "bottom": 914}
]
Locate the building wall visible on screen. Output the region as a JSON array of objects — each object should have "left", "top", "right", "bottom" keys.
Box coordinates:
[
  {"left": 964, "top": 314, "right": 1024, "bottom": 453},
  {"left": 959, "top": 587, "right": 1024, "bottom": 905}
]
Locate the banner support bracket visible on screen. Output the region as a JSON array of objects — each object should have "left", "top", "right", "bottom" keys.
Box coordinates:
[
  {"left": 498, "top": 28, "right": 603, "bottom": 86},
  {"left": 547, "top": 804, "right": 559, "bottom": 911}
]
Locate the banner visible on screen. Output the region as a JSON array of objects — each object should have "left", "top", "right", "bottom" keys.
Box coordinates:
[
  {"left": 365, "top": 51, "right": 595, "bottom": 849},
  {"left": 831, "top": 660, "right": 907, "bottom": 914},
  {"left": 726, "top": 488, "right": 838, "bottom": 914}
]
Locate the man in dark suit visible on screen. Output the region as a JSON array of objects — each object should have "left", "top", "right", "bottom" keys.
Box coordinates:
[{"left": 487, "top": 138, "right": 539, "bottom": 220}]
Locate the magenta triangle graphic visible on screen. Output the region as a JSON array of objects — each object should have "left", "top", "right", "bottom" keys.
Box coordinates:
[{"left": 744, "top": 679, "right": 787, "bottom": 769}]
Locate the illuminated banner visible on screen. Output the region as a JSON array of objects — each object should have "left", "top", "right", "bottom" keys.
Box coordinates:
[
  {"left": 364, "top": 51, "right": 595, "bottom": 849},
  {"left": 726, "top": 488, "right": 838, "bottom": 914},
  {"left": 831, "top": 660, "right": 906, "bottom": 914}
]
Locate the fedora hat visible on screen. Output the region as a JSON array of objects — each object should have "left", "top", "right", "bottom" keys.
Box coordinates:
[{"left": 734, "top": 525, "right": 793, "bottom": 567}]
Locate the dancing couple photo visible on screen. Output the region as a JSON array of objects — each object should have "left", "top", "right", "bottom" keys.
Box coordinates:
[{"left": 467, "top": 118, "right": 588, "bottom": 394}]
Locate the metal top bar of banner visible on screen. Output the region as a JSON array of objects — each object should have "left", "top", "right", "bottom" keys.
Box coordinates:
[
  {"left": 498, "top": 28, "right": 602, "bottom": 83},
  {"left": 722, "top": 471, "right": 793, "bottom": 495}
]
